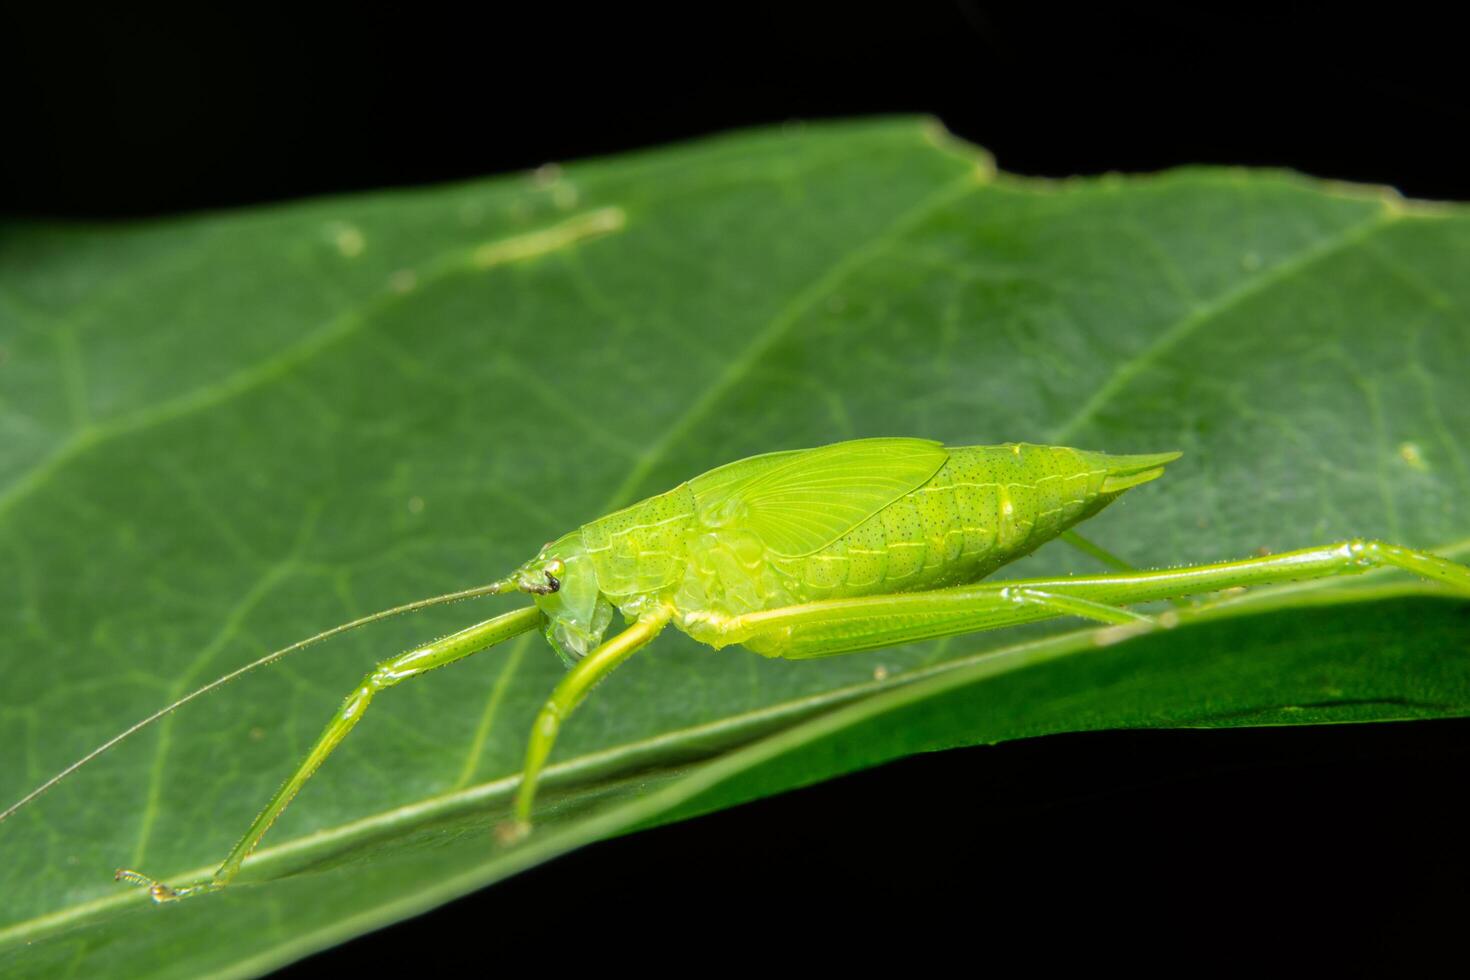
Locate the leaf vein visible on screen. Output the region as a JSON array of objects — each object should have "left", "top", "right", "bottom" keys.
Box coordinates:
[
  {"left": 0, "top": 209, "right": 626, "bottom": 527},
  {"left": 598, "top": 172, "right": 983, "bottom": 512},
  {"left": 1046, "top": 208, "right": 1400, "bottom": 443}
]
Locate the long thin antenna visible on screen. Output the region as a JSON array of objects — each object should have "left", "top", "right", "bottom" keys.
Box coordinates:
[{"left": 0, "top": 578, "right": 521, "bottom": 824}]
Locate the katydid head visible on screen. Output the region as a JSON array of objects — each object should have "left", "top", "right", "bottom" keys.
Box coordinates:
[{"left": 503, "top": 534, "right": 614, "bottom": 667}]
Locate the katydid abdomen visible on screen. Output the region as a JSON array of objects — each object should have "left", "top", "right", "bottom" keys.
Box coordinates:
[{"left": 762, "top": 444, "right": 1178, "bottom": 602}]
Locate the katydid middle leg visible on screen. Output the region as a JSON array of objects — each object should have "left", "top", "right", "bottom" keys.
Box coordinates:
[
  {"left": 716, "top": 539, "right": 1470, "bottom": 660},
  {"left": 117, "top": 604, "right": 544, "bottom": 901}
]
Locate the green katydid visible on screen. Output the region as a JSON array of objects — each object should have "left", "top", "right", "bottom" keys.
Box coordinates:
[{"left": 6, "top": 437, "right": 1470, "bottom": 903}]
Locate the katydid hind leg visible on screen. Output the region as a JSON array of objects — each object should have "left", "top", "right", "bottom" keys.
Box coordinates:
[
  {"left": 995, "top": 586, "right": 1154, "bottom": 626},
  {"left": 116, "top": 605, "right": 543, "bottom": 901},
  {"left": 1060, "top": 530, "right": 1192, "bottom": 609},
  {"left": 720, "top": 539, "right": 1470, "bottom": 660}
]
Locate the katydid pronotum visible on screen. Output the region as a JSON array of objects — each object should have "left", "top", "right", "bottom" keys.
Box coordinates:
[{"left": 5, "top": 437, "right": 1469, "bottom": 902}]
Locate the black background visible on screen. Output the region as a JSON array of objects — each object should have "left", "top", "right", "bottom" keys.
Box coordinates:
[
  {"left": 9, "top": 4, "right": 1469, "bottom": 973},
  {"left": 8, "top": 6, "right": 1469, "bottom": 216}
]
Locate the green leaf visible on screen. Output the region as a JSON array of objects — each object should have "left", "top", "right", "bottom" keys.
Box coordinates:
[{"left": 2, "top": 118, "right": 1467, "bottom": 976}]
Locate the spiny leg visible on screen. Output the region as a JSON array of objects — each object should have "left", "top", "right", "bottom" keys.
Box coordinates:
[
  {"left": 1062, "top": 529, "right": 1191, "bottom": 609},
  {"left": 505, "top": 610, "right": 671, "bottom": 834},
  {"left": 117, "top": 604, "right": 544, "bottom": 902},
  {"left": 717, "top": 539, "right": 1470, "bottom": 660},
  {"left": 995, "top": 586, "right": 1153, "bottom": 626}
]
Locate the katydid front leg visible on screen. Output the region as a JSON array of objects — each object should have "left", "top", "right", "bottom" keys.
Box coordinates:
[{"left": 117, "top": 605, "right": 544, "bottom": 901}]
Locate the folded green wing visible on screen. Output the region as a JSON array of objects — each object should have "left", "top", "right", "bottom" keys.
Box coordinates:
[
  {"left": 683, "top": 447, "right": 809, "bottom": 502},
  {"left": 690, "top": 438, "right": 948, "bottom": 557}
]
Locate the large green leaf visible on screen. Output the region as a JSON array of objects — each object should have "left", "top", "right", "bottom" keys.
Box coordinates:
[{"left": 2, "top": 118, "right": 1467, "bottom": 976}]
